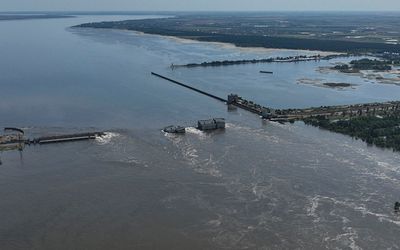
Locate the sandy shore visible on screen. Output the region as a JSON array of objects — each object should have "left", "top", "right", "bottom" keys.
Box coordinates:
[{"left": 131, "top": 30, "right": 339, "bottom": 56}]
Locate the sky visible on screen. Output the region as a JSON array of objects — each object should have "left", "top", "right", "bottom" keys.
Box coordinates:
[{"left": 2, "top": 0, "right": 400, "bottom": 12}]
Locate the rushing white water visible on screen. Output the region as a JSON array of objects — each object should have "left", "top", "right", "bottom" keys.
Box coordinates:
[{"left": 95, "top": 132, "right": 120, "bottom": 145}]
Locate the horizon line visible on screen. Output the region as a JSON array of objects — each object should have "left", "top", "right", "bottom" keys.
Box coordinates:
[{"left": 2, "top": 10, "right": 400, "bottom": 13}]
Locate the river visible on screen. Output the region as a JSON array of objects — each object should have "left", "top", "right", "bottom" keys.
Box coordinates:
[{"left": 1, "top": 14, "right": 400, "bottom": 249}]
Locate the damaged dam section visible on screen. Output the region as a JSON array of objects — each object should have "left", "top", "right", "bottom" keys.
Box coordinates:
[
  {"left": 0, "top": 129, "right": 106, "bottom": 150},
  {"left": 0, "top": 129, "right": 107, "bottom": 164},
  {"left": 152, "top": 72, "right": 400, "bottom": 151}
]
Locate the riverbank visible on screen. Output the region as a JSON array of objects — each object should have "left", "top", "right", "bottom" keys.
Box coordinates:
[
  {"left": 304, "top": 114, "right": 400, "bottom": 151},
  {"left": 73, "top": 14, "right": 400, "bottom": 53},
  {"left": 139, "top": 30, "right": 338, "bottom": 56}
]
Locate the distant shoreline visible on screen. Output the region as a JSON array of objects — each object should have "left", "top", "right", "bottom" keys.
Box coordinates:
[
  {"left": 73, "top": 14, "right": 400, "bottom": 53},
  {"left": 0, "top": 14, "right": 74, "bottom": 21},
  {"left": 74, "top": 26, "right": 340, "bottom": 55},
  {"left": 72, "top": 23, "right": 347, "bottom": 53},
  {"left": 132, "top": 30, "right": 339, "bottom": 56}
]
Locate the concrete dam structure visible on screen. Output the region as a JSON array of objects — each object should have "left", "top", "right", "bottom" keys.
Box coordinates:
[
  {"left": 0, "top": 129, "right": 105, "bottom": 149},
  {"left": 151, "top": 72, "right": 400, "bottom": 123}
]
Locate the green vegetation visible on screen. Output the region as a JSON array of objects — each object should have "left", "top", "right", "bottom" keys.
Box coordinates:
[
  {"left": 304, "top": 114, "right": 400, "bottom": 151},
  {"left": 333, "top": 58, "right": 392, "bottom": 73},
  {"left": 380, "top": 53, "right": 400, "bottom": 65},
  {"left": 350, "top": 58, "right": 392, "bottom": 70},
  {"left": 322, "top": 82, "right": 354, "bottom": 88},
  {"left": 184, "top": 58, "right": 273, "bottom": 67},
  {"left": 333, "top": 64, "right": 350, "bottom": 71},
  {"left": 176, "top": 55, "right": 324, "bottom": 68}
]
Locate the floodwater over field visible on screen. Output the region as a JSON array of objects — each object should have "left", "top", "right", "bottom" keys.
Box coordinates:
[{"left": 1, "top": 15, "right": 400, "bottom": 249}]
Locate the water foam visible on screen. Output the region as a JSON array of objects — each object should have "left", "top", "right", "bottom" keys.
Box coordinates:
[
  {"left": 307, "top": 195, "right": 400, "bottom": 227},
  {"left": 226, "top": 123, "right": 282, "bottom": 143},
  {"left": 324, "top": 227, "right": 361, "bottom": 250},
  {"left": 95, "top": 132, "right": 120, "bottom": 145},
  {"left": 185, "top": 127, "right": 206, "bottom": 137}
]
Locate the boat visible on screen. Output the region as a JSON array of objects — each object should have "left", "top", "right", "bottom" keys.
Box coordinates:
[{"left": 163, "top": 125, "right": 186, "bottom": 134}]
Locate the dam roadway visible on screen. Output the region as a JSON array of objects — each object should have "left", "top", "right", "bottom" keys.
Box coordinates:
[
  {"left": 151, "top": 72, "right": 227, "bottom": 103},
  {"left": 151, "top": 72, "right": 400, "bottom": 121}
]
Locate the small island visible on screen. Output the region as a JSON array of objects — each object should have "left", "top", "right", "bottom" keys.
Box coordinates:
[
  {"left": 297, "top": 78, "right": 357, "bottom": 89},
  {"left": 333, "top": 58, "right": 393, "bottom": 73},
  {"left": 173, "top": 55, "right": 328, "bottom": 68},
  {"left": 322, "top": 82, "right": 355, "bottom": 88},
  {"left": 330, "top": 57, "right": 400, "bottom": 85}
]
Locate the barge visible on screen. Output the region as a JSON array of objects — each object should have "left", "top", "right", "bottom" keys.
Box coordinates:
[
  {"left": 197, "top": 118, "right": 225, "bottom": 131},
  {"left": 163, "top": 125, "right": 186, "bottom": 134}
]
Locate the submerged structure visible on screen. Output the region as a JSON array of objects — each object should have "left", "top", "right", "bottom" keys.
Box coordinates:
[
  {"left": 197, "top": 118, "right": 225, "bottom": 131},
  {"left": 0, "top": 128, "right": 25, "bottom": 158},
  {"left": 0, "top": 127, "right": 105, "bottom": 147},
  {"left": 0, "top": 128, "right": 24, "bottom": 144},
  {"left": 0, "top": 128, "right": 106, "bottom": 165}
]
